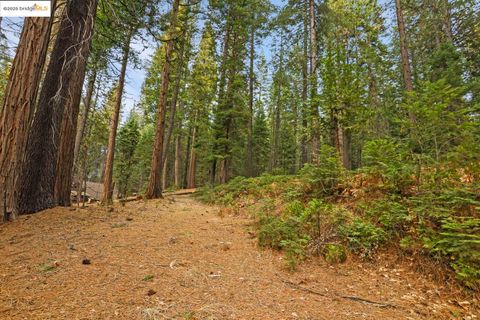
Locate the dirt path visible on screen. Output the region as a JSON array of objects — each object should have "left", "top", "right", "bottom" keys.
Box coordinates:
[{"left": 0, "top": 196, "right": 476, "bottom": 319}]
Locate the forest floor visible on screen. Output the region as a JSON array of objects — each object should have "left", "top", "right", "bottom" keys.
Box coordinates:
[{"left": 0, "top": 195, "right": 478, "bottom": 320}]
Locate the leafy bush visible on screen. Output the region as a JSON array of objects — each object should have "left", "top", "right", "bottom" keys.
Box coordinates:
[
  {"left": 257, "top": 213, "right": 309, "bottom": 270},
  {"left": 197, "top": 157, "right": 480, "bottom": 289},
  {"left": 424, "top": 218, "right": 480, "bottom": 289},
  {"left": 323, "top": 244, "right": 347, "bottom": 264},
  {"left": 299, "top": 145, "right": 343, "bottom": 196},
  {"left": 362, "top": 139, "right": 415, "bottom": 193},
  {"left": 340, "top": 218, "right": 387, "bottom": 258},
  {"left": 281, "top": 238, "right": 310, "bottom": 271},
  {"left": 360, "top": 197, "right": 412, "bottom": 235},
  {"left": 257, "top": 214, "right": 296, "bottom": 250}
]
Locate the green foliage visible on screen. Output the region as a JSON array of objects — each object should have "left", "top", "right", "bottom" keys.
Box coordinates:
[
  {"left": 399, "top": 236, "right": 416, "bottom": 251},
  {"left": 323, "top": 244, "right": 347, "bottom": 264},
  {"left": 281, "top": 238, "right": 309, "bottom": 271},
  {"left": 111, "top": 222, "right": 128, "bottom": 228},
  {"left": 339, "top": 218, "right": 387, "bottom": 258},
  {"left": 0, "top": 38, "right": 11, "bottom": 107},
  {"left": 115, "top": 114, "right": 140, "bottom": 196},
  {"left": 403, "top": 80, "right": 472, "bottom": 163},
  {"left": 257, "top": 212, "right": 309, "bottom": 270},
  {"left": 252, "top": 108, "right": 271, "bottom": 175},
  {"left": 38, "top": 260, "right": 57, "bottom": 273},
  {"left": 80, "top": 86, "right": 113, "bottom": 183},
  {"left": 142, "top": 275, "right": 154, "bottom": 282},
  {"left": 424, "top": 218, "right": 480, "bottom": 289},
  {"left": 196, "top": 174, "right": 294, "bottom": 206},
  {"left": 299, "top": 145, "right": 343, "bottom": 195},
  {"left": 428, "top": 43, "right": 463, "bottom": 86},
  {"left": 130, "top": 123, "right": 154, "bottom": 192},
  {"left": 359, "top": 197, "right": 412, "bottom": 235},
  {"left": 362, "top": 139, "right": 415, "bottom": 193}
]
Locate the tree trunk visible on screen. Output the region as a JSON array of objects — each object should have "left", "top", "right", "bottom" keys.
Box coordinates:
[
  {"left": 0, "top": 13, "right": 56, "bottom": 217},
  {"left": 211, "top": 160, "right": 216, "bottom": 185},
  {"left": 301, "top": 0, "right": 309, "bottom": 166},
  {"left": 146, "top": 0, "right": 180, "bottom": 198},
  {"left": 186, "top": 126, "right": 196, "bottom": 189},
  {"left": 163, "top": 36, "right": 186, "bottom": 172},
  {"left": 442, "top": 0, "right": 453, "bottom": 42},
  {"left": 73, "top": 69, "right": 97, "bottom": 169},
  {"left": 246, "top": 26, "right": 255, "bottom": 177},
  {"left": 309, "top": 0, "right": 320, "bottom": 163},
  {"left": 54, "top": 18, "right": 97, "bottom": 206},
  {"left": 102, "top": 33, "right": 132, "bottom": 205},
  {"left": 162, "top": 152, "right": 168, "bottom": 191},
  {"left": 341, "top": 127, "right": 352, "bottom": 170},
  {"left": 174, "top": 135, "right": 181, "bottom": 188},
  {"left": 270, "top": 38, "right": 284, "bottom": 171},
  {"left": 183, "top": 126, "right": 192, "bottom": 189},
  {"left": 395, "top": 0, "right": 414, "bottom": 92},
  {"left": 162, "top": 9, "right": 189, "bottom": 174},
  {"left": 14, "top": 0, "right": 98, "bottom": 215}
]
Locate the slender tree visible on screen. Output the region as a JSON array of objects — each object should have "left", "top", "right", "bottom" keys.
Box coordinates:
[
  {"left": 73, "top": 69, "right": 98, "bottom": 168},
  {"left": 102, "top": 32, "right": 133, "bottom": 204},
  {"left": 309, "top": 0, "right": 320, "bottom": 163},
  {"left": 395, "top": 0, "right": 414, "bottom": 92},
  {"left": 146, "top": 0, "right": 181, "bottom": 199}
]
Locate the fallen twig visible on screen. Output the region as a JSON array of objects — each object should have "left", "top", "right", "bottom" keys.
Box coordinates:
[
  {"left": 283, "top": 280, "right": 328, "bottom": 297},
  {"left": 339, "top": 295, "right": 398, "bottom": 308},
  {"left": 282, "top": 279, "right": 398, "bottom": 309}
]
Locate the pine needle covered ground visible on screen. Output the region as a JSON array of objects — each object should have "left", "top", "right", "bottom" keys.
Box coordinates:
[{"left": 0, "top": 195, "right": 478, "bottom": 319}]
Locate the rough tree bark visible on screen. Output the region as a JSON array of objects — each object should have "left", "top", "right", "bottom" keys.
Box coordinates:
[
  {"left": 395, "top": 0, "right": 417, "bottom": 124},
  {"left": 309, "top": 0, "right": 320, "bottom": 163},
  {"left": 73, "top": 69, "right": 97, "bottom": 169},
  {"left": 270, "top": 37, "right": 284, "bottom": 171},
  {"left": 162, "top": 153, "right": 168, "bottom": 191},
  {"left": 162, "top": 6, "right": 190, "bottom": 178},
  {"left": 301, "top": 0, "right": 309, "bottom": 166},
  {"left": 182, "top": 125, "right": 192, "bottom": 188},
  {"left": 174, "top": 135, "right": 182, "bottom": 188},
  {"left": 102, "top": 33, "right": 132, "bottom": 204},
  {"left": 15, "top": 0, "right": 98, "bottom": 215},
  {"left": 146, "top": 0, "right": 180, "bottom": 199},
  {"left": 442, "top": 0, "right": 453, "bottom": 42},
  {"left": 54, "top": 12, "right": 97, "bottom": 206},
  {"left": 246, "top": 25, "right": 255, "bottom": 177},
  {"left": 186, "top": 124, "right": 197, "bottom": 189},
  {"left": 395, "top": 0, "right": 414, "bottom": 92},
  {"left": 0, "top": 13, "right": 56, "bottom": 218}
]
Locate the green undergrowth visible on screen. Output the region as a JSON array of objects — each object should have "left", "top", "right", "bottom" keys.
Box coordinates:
[{"left": 196, "top": 145, "right": 480, "bottom": 290}]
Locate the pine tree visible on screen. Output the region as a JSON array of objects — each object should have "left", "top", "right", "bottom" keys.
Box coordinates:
[
  {"left": 15, "top": 0, "right": 98, "bottom": 214},
  {"left": 0, "top": 12, "right": 57, "bottom": 217},
  {"left": 146, "top": 0, "right": 181, "bottom": 199},
  {"left": 185, "top": 22, "right": 217, "bottom": 188},
  {"left": 115, "top": 114, "right": 140, "bottom": 197}
]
